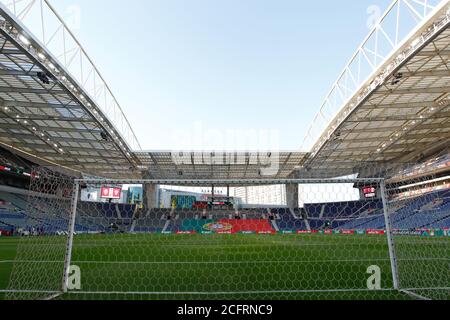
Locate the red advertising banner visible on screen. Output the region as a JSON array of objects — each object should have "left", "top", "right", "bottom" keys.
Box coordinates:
[
  {"left": 366, "top": 229, "right": 386, "bottom": 235},
  {"left": 341, "top": 230, "right": 355, "bottom": 235},
  {"left": 0, "top": 230, "right": 13, "bottom": 237},
  {"left": 296, "top": 230, "right": 319, "bottom": 234},
  {"left": 258, "top": 230, "right": 276, "bottom": 235},
  {"left": 100, "top": 187, "right": 122, "bottom": 199}
]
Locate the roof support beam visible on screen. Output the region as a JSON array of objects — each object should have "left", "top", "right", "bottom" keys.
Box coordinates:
[
  {"left": 337, "top": 123, "right": 447, "bottom": 134},
  {"left": 6, "top": 115, "right": 95, "bottom": 123},
  {"left": 313, "top": 152, "right": 406, "bottom": 161},
  {"left": 401, "top": 70, "right": 450, "bottom": 78},
  {"left": 346, "top": 111, "right": 450, "bottom": 123},
  {"left": 0, "top": 122, "right": 100, "bottom": 133},
  {"left": 0, "top": 69, "right": 38, "bottom": 77},
  {"left": 0, "top": 86, "right": 65, "bottom": 95},
  {"left": 415, "top": 49, "right": 450, "bottom": 56},
  {"left": 377, "top": 86, "right": 450, "bottom": 95},
  {"left": 328, "top": 141, "right": 439, "bottom": 153},
  {"left": 59, "top": 157, "right": 133, "bottom": 165},
  {"left": 334, "top": 131, "right": 450, "bottom": 144},
  {"left": 0, "top": 138, "right": 121, "bottom": 157},
  {"left": 1, "top": 100, "right": 82, "bottom": 110},
  {"left": 0, "top": 132, "right": 107, "bottom": 145},
  {"left": 360, "top": 101, "right": 439, "bottom": 110}
]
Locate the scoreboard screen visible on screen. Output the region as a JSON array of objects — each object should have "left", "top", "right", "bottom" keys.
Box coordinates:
[
  {"left": 100, "top": 187, "right": 122, "bottom": 199},
  {"left": 363, "top": 187, "right": 377, "bottom": 199}
]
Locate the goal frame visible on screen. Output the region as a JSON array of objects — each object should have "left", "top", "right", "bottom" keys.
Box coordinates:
[{"left": 60, "top": 177, "right": 402, "bottom": 298}]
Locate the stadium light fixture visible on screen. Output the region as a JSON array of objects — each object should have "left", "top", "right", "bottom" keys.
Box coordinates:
[
  {"left": 100, "top": 131, "right": 108, "bottom": 141},
  {"left": 391, "top": 73, "right": 403, "bottom": 85},
  {"left": 18, "top": 34, "right": 30, "bottom": 45},
  {"left": 37, "top": 72, "right": 50, "bottom": 84},
  {"left": 411, "top": 37, "right": 421, "bottom": 48}
]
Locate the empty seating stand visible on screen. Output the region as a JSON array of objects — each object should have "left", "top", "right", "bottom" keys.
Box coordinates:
[{"left": 0, "top": 188, "right": 448, "bottom": 235}]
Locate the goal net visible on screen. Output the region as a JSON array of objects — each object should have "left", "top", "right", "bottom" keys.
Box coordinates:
[
  {"left": 4, "top": 167, "right": 449, "bottom": 300},
  {"left": 5, "top": 167, "right": 75, "bottom": 300},
  {"left": 386, "top": 177, "right": 450, "bottom": 300}
]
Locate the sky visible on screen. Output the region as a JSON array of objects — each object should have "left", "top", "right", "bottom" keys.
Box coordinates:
[{"left": 50, "top": 0, "right": 392, "bottom": 151}]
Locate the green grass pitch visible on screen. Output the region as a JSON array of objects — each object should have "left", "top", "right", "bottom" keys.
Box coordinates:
[{"left": 0, "top": 234, "right": 448, "bottom": 300}]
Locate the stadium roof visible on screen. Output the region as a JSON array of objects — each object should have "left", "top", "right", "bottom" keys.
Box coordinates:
[
  {"left": 0, "top": 0, "right": 448, "bottom": 182},
  {"left": 136, "top": 151, "right": 307, "bottom": 180},
  {"left": 0, "top": 2, "right": 142, "bottom": 179},
  {"left": 300, "top": 2, "right": 450, "bottom": 179}
]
